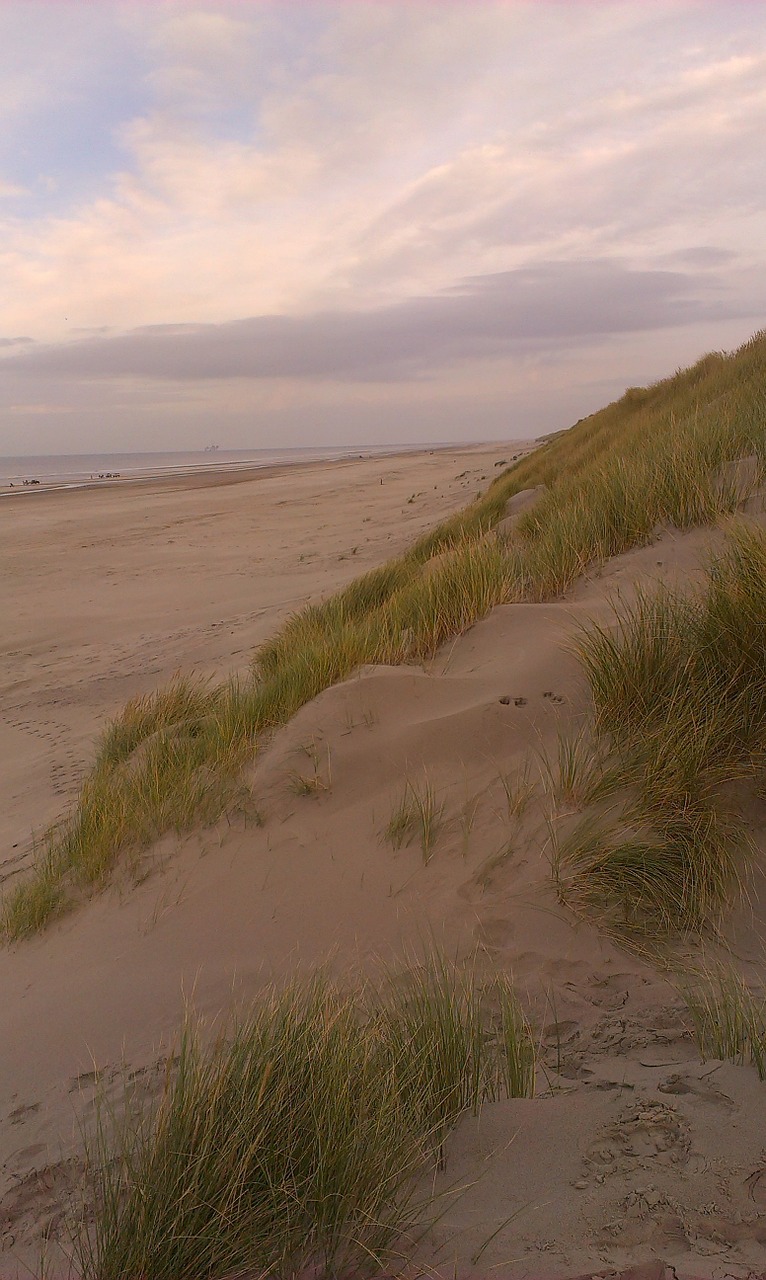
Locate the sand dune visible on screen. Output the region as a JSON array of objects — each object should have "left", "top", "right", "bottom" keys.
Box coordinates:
[
  {"left": 0, "top": 445, "right": 521, "bottom": 890},
  {"left": 1, "top": 447, "right": 766, "bottom": 1277}
]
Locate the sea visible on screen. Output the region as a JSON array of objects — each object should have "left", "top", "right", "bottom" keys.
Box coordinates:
[{"left": 0, "top": 445, "right": 432, "bottom": 495}]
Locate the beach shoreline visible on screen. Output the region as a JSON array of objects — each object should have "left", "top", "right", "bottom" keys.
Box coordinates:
[{"left": 0, "top": 440, "right": 500, "bottom": 498}]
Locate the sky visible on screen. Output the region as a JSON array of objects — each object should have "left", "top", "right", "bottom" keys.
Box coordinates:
[{"left": 1, "top": 1, "right": 765, "bottom": 455}]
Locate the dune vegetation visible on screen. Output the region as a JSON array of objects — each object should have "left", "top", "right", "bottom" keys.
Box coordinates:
[
  {"left": 74, "top": 957, "right": 534, "bottom": 1280},
  {"left": 554, "top": 523, "right": 766, "bottom": 935},
  {"left": 681, "top": 963, "right": 766, "bottom": 1080},
  {"left": 3, "top": 329, "right": 766, "bottom": 940}
]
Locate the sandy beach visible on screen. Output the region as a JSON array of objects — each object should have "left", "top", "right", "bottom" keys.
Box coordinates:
[{"left": 2, "top": 439, "right": 766, "bottom": 1278}]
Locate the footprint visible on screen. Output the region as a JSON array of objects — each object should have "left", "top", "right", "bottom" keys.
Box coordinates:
[
  {"left": 9, "top": 1143, "right": 46, "bottom": 1166},
  {"left": 584, "top": 973, "right": 630, "bottom": 1010},
  {"left": 542, "top": 691, "right": 565, "bottom": 704},
  {"left": 475, "top": 918, "right": 515, "bottom": 948},
  {"left": 657, "top": 1073, "right": 735, "bottom": 1108},
  {"left": 745, "top": 1166, "right": 766, "bottom": 1209},
  {"left": 543, "top": 1019, "right": 579, "bottom": 1043},
  {"left": 583, "top": 1099, "right": 691, "bottom": 1182},
  {"left": 0, "top": 1156, "right": 83, "bottom": 1246},
  {"left": 8, "top": 1102, "right": 40, "bottom": 1126},
  {"left": 68, "top": 1070, "right": 100, "bottom": 1092}
]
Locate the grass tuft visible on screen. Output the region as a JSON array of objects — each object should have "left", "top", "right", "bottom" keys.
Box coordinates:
[
  {"left": 538, "top": 728, "right": 611, "bottom": 811},
  {"left": 548, "top": 809, "right": 744, "bottom": 935},
  {"left": 76, "top": 958, "right": 534, "bottom": 1280},
  {"left": 564, "top": 522, "right": 766, "bottom": 933},
  {"left": 497, "top": 760, "right": 536, "bottom": 820},
  {"left": 384, "top": 777, "right": 445, "bottom": 863},
  {"left": 681, "top": 964, "right": 766, "bottom": 1079},
  {"left": 1, "top": 857, "right": 71, "bottom": 940}
]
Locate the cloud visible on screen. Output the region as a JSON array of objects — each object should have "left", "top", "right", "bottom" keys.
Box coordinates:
[
  {"left": 4, "top": 0, "right": 763, "bottom": 352},
  {"left": 0, "top": 260, "right": 753, "bottom": 385},
  {"left": 1, "top": 2, "right": 766, "bottom": 453},
  {"left": 346, "top": 45, "right": 766, "bottom": 297},
  {"left": 6, "top": 401, "right": 74, "bottom": 415},
  {"left": 659, "top": 247, "right": 739, "bottom": 269}
]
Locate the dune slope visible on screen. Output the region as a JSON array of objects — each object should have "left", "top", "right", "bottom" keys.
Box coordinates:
[{"left": 3, "top": 508, "right": 766, "bottom": 1276}]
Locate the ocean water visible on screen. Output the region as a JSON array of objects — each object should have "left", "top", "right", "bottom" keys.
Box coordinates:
[{"left": 0, "top": 446, "right": 404, "bottom": 493}]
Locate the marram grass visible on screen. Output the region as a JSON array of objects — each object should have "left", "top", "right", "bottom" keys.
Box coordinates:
[
  {"left": 383, "top": 775, "right": 445, "bottom": 863},
  {"left": 75, "top": 958, "right": 535, "bottom": 1280},
  {"left": 5, "top": 329, "right": 766, "bottom": 937},
  {"left": 559, "top": 521, "right": 766, "bottom": 935},
  {"left": 680, "top": 963, "right": 766, "bottom": 1079}
]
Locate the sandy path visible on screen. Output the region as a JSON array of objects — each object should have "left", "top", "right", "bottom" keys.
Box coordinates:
[{"left": 0, "top": 442, "right": 524, "bottom": 873}]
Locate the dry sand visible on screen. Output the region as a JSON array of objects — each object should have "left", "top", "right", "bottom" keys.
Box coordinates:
[{"left": 1, "top": 446, "right": 765, "bottom": 1279}]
